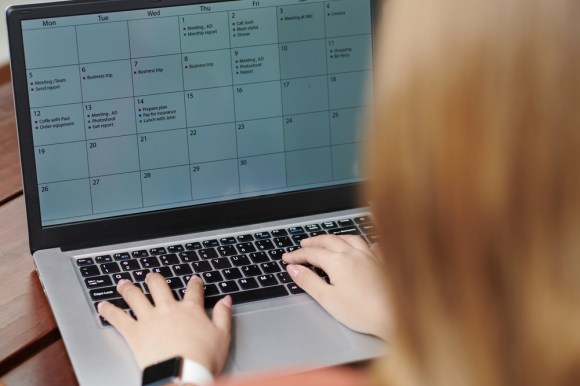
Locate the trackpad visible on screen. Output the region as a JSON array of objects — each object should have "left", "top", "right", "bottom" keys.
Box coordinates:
[{"left": 230, "top": 301, "right": 357, "bottom": 372}]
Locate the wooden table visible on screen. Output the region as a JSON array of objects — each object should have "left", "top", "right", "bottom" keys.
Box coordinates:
[{"left": 0, "top": 78, "right": 78, "bottom": 385}]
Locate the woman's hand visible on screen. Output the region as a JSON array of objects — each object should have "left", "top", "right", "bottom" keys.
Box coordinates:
[
  {"left": 97, "top": 273, "right": 232, "bottom": 374},
  {"left": 283, "top": 235, "right": 391, "bottom": 341}
]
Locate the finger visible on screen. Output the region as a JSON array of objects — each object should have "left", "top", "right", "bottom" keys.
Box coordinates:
[
  {"left": 98, "top": 300, "right": 134, "bottom": 333},
  {"left": 182, "top": 275, "right": 204, "bottom": 305},
  {"left": 287, "top": 264, "right": 330, "bottom": 305},
  {"left": 300, "top": 234, "right": 354, "bottom": 252},
  {"left": 211, "top": 295, "right": 232, "bottom": 334},
  {"left": 145, "top": 273, "right": 175, "bottom": 307},
  {"left": 338, "top": 235, "right": 372, "bottom": 253},
  {"left": 370, "top": 243, "right": 384, "bottom": 261},
  {"left": 283, "top": 246, "right": 336, "bottom": 272},
  {"left": 117, "top": 279, "right": 153, "bottom": 316}
]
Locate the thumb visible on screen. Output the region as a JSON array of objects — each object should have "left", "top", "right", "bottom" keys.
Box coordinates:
[
  {"left": 287, "top": 264, "right": 329, "bottom": 305},
  {"left": 212, "top": 295, "right": 232, "bottom": 334}
]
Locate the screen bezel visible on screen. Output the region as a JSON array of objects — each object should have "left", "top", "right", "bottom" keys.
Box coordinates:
[{"left": 7, "top": 0, "right": 379, "bottom": 253}]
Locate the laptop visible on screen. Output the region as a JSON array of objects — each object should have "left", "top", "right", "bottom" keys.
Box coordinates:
[{"left": 6, "top": 0, "right": 383, "bottom": 384}]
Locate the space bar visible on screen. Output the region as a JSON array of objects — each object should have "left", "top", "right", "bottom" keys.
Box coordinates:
[{"left": 204, "top": 285, "right": 289, "bottom": 309}]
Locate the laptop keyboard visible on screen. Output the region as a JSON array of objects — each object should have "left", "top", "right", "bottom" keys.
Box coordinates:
[{"left": 75, "top": 215, "right": 376, "bottom": 327}]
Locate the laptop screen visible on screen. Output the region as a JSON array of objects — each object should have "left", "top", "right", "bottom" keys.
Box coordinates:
[{"left": 19, "top": 0, "right": 373, "bottom": 227}]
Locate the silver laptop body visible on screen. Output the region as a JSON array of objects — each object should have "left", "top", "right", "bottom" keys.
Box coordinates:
[{"left": 7, "top": 0, "right": 384, "bottom": 384}]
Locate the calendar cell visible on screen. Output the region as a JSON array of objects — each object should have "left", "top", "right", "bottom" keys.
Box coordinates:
[
  {"left": 328, "top": 71, "right": 372, "bottom": 110},
  {"left": 136, "top": 92, "right": 186, "bottom": 133},
  {"left": 283, "top": 111, "right": 330, "bottom": 151},
  {"left": 277, "top": 3, "right": 325, "bottom": 43},
  {"left": 32, "top": 103, "right": 85, "bottom": 146},
  {"left": 188, "top": 123, "right": 237, "bottom": 164},
  {"left": 129, "top": 17, "right": 181, "bottom": 58},
  {"left": 91, "top": 172, "right": 143, "bottom": 214},
  {"left": 132, "top": 55, "right": 183, "bottom": 96},
  {"left": 141, "top": 165, "right": 191, "bottom": 207},
  {"left": 232, "top": 44, "right": 280, "bottom": 85},
  {"left": 35, "top": 142, "right": 88, "bottom": 184},
  {"left": 28, "top": 65, "right": 82, "bottom": 108},
  {"left": 180, "top": 12, "right": 230, "bottom": 52},
  {"left": 38, "top": 179, "right": 92, "bottom": 221},
  {"left": 23, "top": 27, "right": 78, "bottom": 69},
  {"left": 87, "top": 135, "right": 140, "bottom": 176},
  {"left": 286, "top": 147, "right": 332, "bottom": 186},
  {"left": 185, "top": 86, "right": 235, "bottom": 127},
  {"left": 325, "top": 0, "right": 372, "bottom": 38},
  {"left": 230, "top": 7, "right": 278, "bottom": 48},
  {"left": 77, "top": 21, "right": 130, "bottom": 63},
  {"left": 86, "top": 98, "right": 137, "bottom": 139},
  {"left": 237, "top": 117, "right": 284, "bottom": 157},
  {"left": 330, "top": 107, "right": 368, "bottom": 145},
  {"left": 279, "top": 39, "right": 326, "bottom": 79},
  {"left": 191, "top": 159, "right": 240, "bottom": 200},
  {"left": 234, "top": 81, "right": 282, "bottom": 121},
  {"left": 327, "top": 35, "right": 372, "bottom": 74},
  {"left": 239, "top": 153, "right": 286, "bottom": 193},
  {"left": 137, "top": 129, "right": 189, "bottom": 170},
  {"left": 183, "top": 50, "right": 232, "bottom": 90},
  {"left": 281, "top": 75, "right": 328, "bottom": 115},
  {"left": 332, "top": 143, "right": 361, "bottom": 180},
  {"left": 80, "top": 60, "right": 133, "bottom": 102}
]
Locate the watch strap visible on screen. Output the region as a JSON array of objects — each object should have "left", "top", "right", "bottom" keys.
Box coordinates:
[{"left": 180, "top": 358, "right": 214, "bottom": 386}]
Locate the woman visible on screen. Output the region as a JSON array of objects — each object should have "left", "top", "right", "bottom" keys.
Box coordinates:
[{"left": 98, "top": 0, "right": 580, "bottom": 384}]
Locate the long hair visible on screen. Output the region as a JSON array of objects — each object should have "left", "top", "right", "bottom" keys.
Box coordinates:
[{"left": 366, "top": 0, "right": 580, "bottom": 385}]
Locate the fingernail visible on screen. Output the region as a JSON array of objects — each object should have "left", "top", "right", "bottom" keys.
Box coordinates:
[
  {"left": 117, "top": 279, "right": 129, "bottom": 289},
  {"left": 97, "top": 301, "right": 105, "bottom": 311},
  {"left": 222, "top": 295, "right": 232, "bottom": 309},
  {"left": 189, "top": 275, "right": 201, "bottom": 282},
  {"left": 287, "top": 264, "right": 300, "bottom": 278}
]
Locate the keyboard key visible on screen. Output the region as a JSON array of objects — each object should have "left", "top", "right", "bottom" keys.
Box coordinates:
[
  {"left": 321, "top": 221, "right": 337, "bottom": 229},
  {"left": 100, "top": 262, "right": 120, "bottom": 274},
  {"left": 120, "top": 259, "right": 140, "bottom": 271},
  {"left": 278, "top": 260, "right": 289, "bottom": 271},
  {"left": 249, "top": 252, "right": 269, "bottom": 263},
  {"left": 185, "top": 242, "right": 202, "bottom": 250},
  {"left": 198, "top": 248, "right": 218, "bottom": 259},
  {"left": 236, "top": 242, "right": 256, "bottom": 254},
  {"left": 192, "top": 261, "right": 212, "bottom": 273},
  {"left": 242, "top": 265, "right": 262, "bottom": 277},
  {"left": 85, "top": 275, "right": 113, "bottom": 289},
  {"left": 292, "top": 234, "right": 309, "bottom": 244},
  {"left": 160, "top": 254, "right": 180, "bottom": 265},
  {"left": 287, "top": 283, "right": 305, "bottom": 294},
  {"left": 218, "top": 280, "right": 239, "bottom": 293},
  {"left": 149, "top": 247, "right": 167, "bottom": 255},
  {"left": 231, "top": 255, "right": 251, "bottom": 266},
  {"left": 211, "top": 258, "right": 232, "bottom": 270},
  {"left": 237, "top": 234, "right": 254, "bottom": 242},
  {"left": 202, "top": 271, "right": 223, "bottom": 284},
  {"left": 271, "top": 229, "right": 287, "bottom": 237},
  {"left": 268, "top": 249, "right": 285, "bottom": 260},
  {"left": 353, "top": 216, "right": 371, "bottom": 224},
  {"left": 111, "top": 272, "right": 131, "bottom": 283},
  {"left": 132, "top": 269, "right": 150, "bottom": 282},
  {"left": 273, "top": 237, "right": 293, "bottom": 248},
  {"left": 205, "top": 285, "right": 288, "bottom": 309},
  {"left": 218, "top": 245, "right": 237, "bottom": 257},
  {"left": 204, "top": 284, "right": 220, "bottom": 296},
  {"left": 286, "top": 246, "right": 301, "bottom": 253},
  {"left": 172, "top": 264, "right": 193, "bottom": 276},
  {"left": 360, "top": 224, "right": 375, "bottom": 234},
  {"left": 167, "top": 245, "right": 185, "bottom": 253},
  {"left": 165, "top": 277, "right": 184, "bottom": 289},
  {"left": 257, "top": 274, "right": 278, "bottom": 287},
  {"left": 113, "top": 252, "right": 131, "bottom": 261},
  {"left": 76, "top": 258, "right": 94, "bottom": 266},
  {"left": 140, "top": 256, "right": 160, "bottom": 268},
  {"left": 254, "top": 231, "right": 270, "bottom": 239},
  {"left": 238, "top": 277, "right": 259, "bottom": 290},
  {"left": 220, "top": 237, "right": 237, "bottom": 245},
  {"left": 255, "top": 240, "right": 274, "bottom": 251},
  {"left": 329, "top": 227, "right": 360, "bottom": 236},
  {"left": 151, "top": 266, "right": 173, "bottom": 278},
  {"left": 80, "top": 265, "right": 100, "bottom": 277},
  {"left": 305, "top": 224, "right": 321, "bottom": 232},
  {"left": 260, "top": 262, "right": 280, "bottom": 273},
  {"left": 338, "top": 218, "right": 354, "bottom": 227},
  {"left": 100, "top": 316, "right": 111, "bottom": 327},
  {"left": 90, "top": 286, "right": 119, "bottom": 301},
  {"left": 95, "top": 255, "right": 113, "bottom": 264},
  {"left": 310, "top": 231, "right": 327, "bottom": 237},
  {"left": 203, "top": 239, "right": 219, "bottom": 248},
  {"left": 179, "top": 251, "right": 198, "bottom": 262},
  {"left": 223, "top": 268, "right": 243, "bottom": 280},
  {"left": 94, "top": 297, "right": 129, "bottom": 311},
  {"left": 277, "top": 272, "right": 292, "bottom": 284},
  {"left": 287, "top": 227, "right": 304, "bottom": 234},
  {"left": 132, "top": 250, "right": 149, "bottom": 258}
]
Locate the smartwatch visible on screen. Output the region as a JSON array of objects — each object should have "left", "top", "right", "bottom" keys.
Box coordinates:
[{"left": 142, "top": 356, "right": 214, "bottom": 386}]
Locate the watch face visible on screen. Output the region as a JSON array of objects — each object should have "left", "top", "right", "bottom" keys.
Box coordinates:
[{"left": 142, "top": 357, "right": 182, "bottom": 386}]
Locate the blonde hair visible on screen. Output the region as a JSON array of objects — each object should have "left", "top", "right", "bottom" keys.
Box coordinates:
[{"left": 367, "top": 0, "right": 580, "bottom": 385}]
